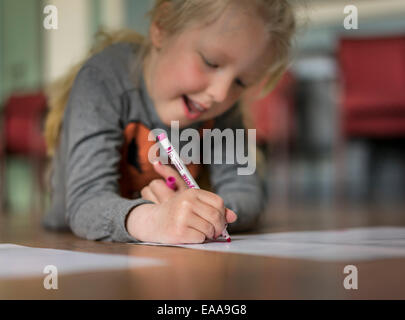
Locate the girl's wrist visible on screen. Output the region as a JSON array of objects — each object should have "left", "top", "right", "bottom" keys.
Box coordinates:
[{"left": 126, "top": 203, "right": 156, "bottom": 241}]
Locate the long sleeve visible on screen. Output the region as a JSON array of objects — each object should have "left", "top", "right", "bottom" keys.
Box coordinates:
[
  {"left": 61, "top": 66, "right": 153, "bottom": 242},
  {"left": 208, "top": 105, "right": 266, "bottom": 232}
]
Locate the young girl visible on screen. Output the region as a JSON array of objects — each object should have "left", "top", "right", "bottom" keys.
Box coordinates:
[{"left": 43, "top": 0, "right": 295, "bottom": 244}]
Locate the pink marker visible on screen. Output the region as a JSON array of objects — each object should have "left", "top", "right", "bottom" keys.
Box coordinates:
[{"left": 157, "top": 133, "right": 231, "bottom": 242}]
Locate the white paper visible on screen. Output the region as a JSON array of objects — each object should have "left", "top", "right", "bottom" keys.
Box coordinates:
[
  {"left": 0, "top": 244, "right": 165, "bottom": 279},
  {"left": 140, "top": 227, "right": 405, "bottom": 262}
]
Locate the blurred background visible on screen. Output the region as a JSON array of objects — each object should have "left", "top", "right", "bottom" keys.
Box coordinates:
[{"left": 0, "top": 0, "right": 404, "bottom": 222}]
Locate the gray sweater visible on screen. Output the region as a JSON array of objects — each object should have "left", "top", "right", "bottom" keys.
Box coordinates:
[{"left": 43, "top": 43, "right": 265, "bottom": 242}]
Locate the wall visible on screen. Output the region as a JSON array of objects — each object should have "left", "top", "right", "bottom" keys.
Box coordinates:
[
  {"left": 0, "top": 0, "right": 42, "bottom": 106},
  {"left": 42, "top": 0, "right": 92, "bottom": 84},
  {"left": 125, "top": 0, "right": 152, "bottom": 36}
]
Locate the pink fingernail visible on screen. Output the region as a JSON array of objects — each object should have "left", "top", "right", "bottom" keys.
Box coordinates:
[{"left": 166, "top": 176, "right": 177, "bottom": 191}]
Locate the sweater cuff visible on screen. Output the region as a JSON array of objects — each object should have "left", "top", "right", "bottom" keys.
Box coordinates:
[{"left": 112, "top": 198, "right": 155, "bottom": 243}]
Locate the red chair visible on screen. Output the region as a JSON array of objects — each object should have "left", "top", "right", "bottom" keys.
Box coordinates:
[
  {"left": 0, "top": 92, "right": 48, "bottom": 213},
  {"left": 339, "top": 35, "right": 405, "bottom": 137},
  {"left": 337, "top": 36, "right": 405, "bottom": 204}
]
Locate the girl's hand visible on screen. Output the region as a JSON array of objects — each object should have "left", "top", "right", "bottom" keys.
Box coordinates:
[
  {"left": 140, "top": 161, "right": 187, "bottom": 204},
  {"left": 127, "top": 188, "right": 238, "bottom": 244}
]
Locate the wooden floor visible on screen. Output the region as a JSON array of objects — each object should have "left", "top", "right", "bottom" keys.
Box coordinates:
[{"left": 1, "top": 204, "right": 405, "bottom": 299}]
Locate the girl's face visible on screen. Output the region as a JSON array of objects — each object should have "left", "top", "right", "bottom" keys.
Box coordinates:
[{"left": 144, "top": 4, "right": 272, "bottom": 127}]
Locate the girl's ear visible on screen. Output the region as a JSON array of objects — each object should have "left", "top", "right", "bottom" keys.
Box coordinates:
[
  {"left": 149, "top": 2, "right": 172, "bottom": 49},
  {"left": 149, "top": 20, "right": 165, "bottom": 49}
]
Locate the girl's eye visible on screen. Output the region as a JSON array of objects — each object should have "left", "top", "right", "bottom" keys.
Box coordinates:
[
  {"left": 200, "top": 53, "right": 246, "bottom": 88},
  {"left": 235, "top": 78, "right": 246, "bottom": 88},
  {"left": 205, "top": 59, "right": 219, "bottom": 69},
  {"left": 201, "top": 54, "right": 219, "bottom": 69}
]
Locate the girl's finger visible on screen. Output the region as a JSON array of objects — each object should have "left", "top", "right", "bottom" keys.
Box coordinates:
[
  {"left": 183, "top": 211, "right": 216, "bottom": 241},
  {"left": 194, "top": 189, "right": 226, "bottom": 215},
  {"left": 140, "top": 186, "right": 160, "bottom": 204},
  {"left": 191, "top": 199, "right": 226, "bottom": 239},
  {"left": 180, "top": 227, "right": 207, "bottom": 244},
  {"left": 149, "top": 179, "right": 175, "bottom": 202},
  {"left": 225, "top": 208, "right": 238, "bottom": 223}
]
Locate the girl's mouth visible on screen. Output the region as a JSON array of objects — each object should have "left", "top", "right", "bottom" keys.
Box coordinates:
[{"left": 182, "top": 95, "right": 205, "bottom": 120}]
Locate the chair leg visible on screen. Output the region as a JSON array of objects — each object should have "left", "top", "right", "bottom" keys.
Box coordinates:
[
  {"left": 31, "top": 156, "right": 48, "bottom": 218},
  {"left": 0, "top": 158, "right": 4, "bottom": 214},
  {"left": 0, "top": 156, "right": 9, "bottom": 215},
  {"left": 31, "top": 156, "right": 41, "bottom": 217}
]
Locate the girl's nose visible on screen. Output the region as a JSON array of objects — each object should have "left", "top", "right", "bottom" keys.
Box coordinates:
[{"left": 207, "top": 73, "right": 233, "bottom": 103}]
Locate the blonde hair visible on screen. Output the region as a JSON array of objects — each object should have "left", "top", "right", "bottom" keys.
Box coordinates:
[{"left": 44, "top": 0, "right": 295, "bottom": 156}]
